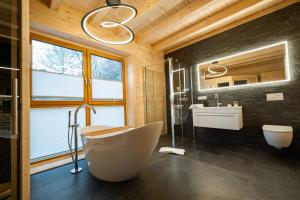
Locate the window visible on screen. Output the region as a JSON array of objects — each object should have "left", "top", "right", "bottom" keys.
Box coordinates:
[
  {"left": 218, "top": 82, "right": 230, "bottom": 88},
  {"left": 30, "top": 107, "right": 86, "bottom": 161},
  {"left": 30, "top": 34, "right": 126, "bottom": 162},
  {"left": 90, "top": 55, "right": 123, "bottom": 100},
  {"left": 234, "top": 80, "right": 248, "bottom": 86},
  {"left": 90, "top": 106, "right": 125, "bottom": 127},
  {"left": 32, "top": 40, "right": 84, "bottom": 101}
]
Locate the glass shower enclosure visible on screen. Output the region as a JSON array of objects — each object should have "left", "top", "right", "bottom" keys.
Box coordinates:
[
  {"left": 143, "top": 58, "right": 193, "bottom": 147},
  {"left": 0, "top": 0, "right": 21, "bottom": 199},
  {"left": 167, "top": 58, "right": 192, "bottom": 146}
]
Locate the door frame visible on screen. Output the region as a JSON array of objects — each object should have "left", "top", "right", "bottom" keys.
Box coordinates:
[{"left": 21, "top": 0, "right": 30, "bottom": 199}]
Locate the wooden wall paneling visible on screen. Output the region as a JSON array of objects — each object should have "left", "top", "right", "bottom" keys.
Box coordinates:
[
  {"left": 21, "top": 0, "right": 30, "bottom": 199},
  {"left": 30, "top": 0, "right": 166, "bottom": 129}
]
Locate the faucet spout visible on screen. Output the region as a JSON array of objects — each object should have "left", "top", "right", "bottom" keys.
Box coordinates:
[{"left": 74, "top": 104, "right": 96, "bottom": 124}]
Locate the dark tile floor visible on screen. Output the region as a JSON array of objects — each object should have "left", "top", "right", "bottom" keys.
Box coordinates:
[{"left": 31, "top": 135, "right": 300, "bottom": 200}]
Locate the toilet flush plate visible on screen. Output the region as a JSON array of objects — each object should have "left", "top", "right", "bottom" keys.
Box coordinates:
[{"left": 266, "top": 93, "right": 284, "bottom": 101}]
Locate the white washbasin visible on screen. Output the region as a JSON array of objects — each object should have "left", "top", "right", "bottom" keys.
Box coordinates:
[{"left": 192, "top": 106, "right": 243, "bottom": 130}]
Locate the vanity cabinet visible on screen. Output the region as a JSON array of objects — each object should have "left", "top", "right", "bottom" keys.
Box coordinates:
[{"left": 192, "top": 107, "right": 243, "bottom": 130}]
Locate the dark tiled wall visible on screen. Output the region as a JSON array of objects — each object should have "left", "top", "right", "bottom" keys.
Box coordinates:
[{"left": 165, "top": 3, "right": 300, "bottom": 152}]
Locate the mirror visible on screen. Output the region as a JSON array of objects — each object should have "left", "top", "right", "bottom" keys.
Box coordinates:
[
  {"left": 197, "top": 42, "right": 289, "bottom": 90},
  {"left": 172, "top": 68, "right": 186, "bottom": 94}
]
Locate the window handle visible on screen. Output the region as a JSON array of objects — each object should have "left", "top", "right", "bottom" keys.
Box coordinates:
[
  {"left": 89, "top": 79, "right": 92, "bottom": 85},
  {"left": 85, "top": 78, "right": 88, "bottom": 85}
]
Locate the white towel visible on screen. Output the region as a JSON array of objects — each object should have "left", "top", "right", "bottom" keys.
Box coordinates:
[{"left": 159, "top": 147, "right": 185, "bottom": 155}]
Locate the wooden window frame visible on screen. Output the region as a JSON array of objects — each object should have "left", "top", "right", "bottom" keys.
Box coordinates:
[{"left": 30, "top": 33, "right": 127, "bottom": 127}]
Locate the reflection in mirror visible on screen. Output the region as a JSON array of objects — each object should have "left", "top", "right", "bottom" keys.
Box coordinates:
[
  {"left": 197, "top": 41, "right": 289, "bottom": 90},
  {"left": 173, "top": 68, "right": 186, "bottom": 94}
]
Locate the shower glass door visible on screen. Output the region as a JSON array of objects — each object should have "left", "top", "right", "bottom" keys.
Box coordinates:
[{"left": 0, "top": 0, "right": 20, "bottom": 199}]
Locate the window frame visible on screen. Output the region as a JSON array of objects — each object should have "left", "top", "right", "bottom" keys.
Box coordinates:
[
  {"left": 30, "top": 33, "right": 127, "bottom": 127},
  {"left": 87, "top": 49, "right": 126, "bottom": 104},
  {"left": 30, "top": 34, "right": 88, "bottom": 107}
]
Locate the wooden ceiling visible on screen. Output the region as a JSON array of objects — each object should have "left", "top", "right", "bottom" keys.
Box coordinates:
[{"left": 45, "top": 0, "right": 298, "bottom": 53}]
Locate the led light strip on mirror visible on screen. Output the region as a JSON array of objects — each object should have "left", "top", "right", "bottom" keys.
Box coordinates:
[{"left": 197, "top": 41, "right": 291, "bottom": 92}]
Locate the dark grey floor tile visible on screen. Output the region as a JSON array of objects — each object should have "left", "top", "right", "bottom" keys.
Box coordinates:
[
  {"left": 255, "top": 150, "right": 298, "bottom": 172},
  {"left": 228, "top": 145, "right": 259, "bottom": 157},
  {"left": 184, "top": 148, "right": 223, "bottom": 164},
  {"left": 242, "top": 180, "right": 282, "bottom": 200},
  {"left": 179, "top": 140, "right": 229, "bottom": 156},
  {"left": 31, "top": 187, "right": 55, "bottom": 200},
  {"left": 251, "top": 163, "right": 300, "bottom": 196},
  {"left": 214, "top": 151, "right": 256, "bottom": 179},
  {"left": 30, "top": 135, "right": 300, "bottom": 200},
  {"left": 189, "top": 166, "right": 249, "bottom": 200},
  {"left": 123, "top": 170, "right": 195, "bottom": 200},
  {"left": 40, "top": 161, "right": 84, "bottom": 185},
  {"left": 244, "top": 174, "right": 300, "bottom": 200},
  {"left": 30, "top": 173, "right": 43, "bottom": 190}
]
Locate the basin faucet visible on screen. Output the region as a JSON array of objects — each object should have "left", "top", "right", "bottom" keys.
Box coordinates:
[{"left": 214, "top": 93, "right": 222, "bottom": 107}]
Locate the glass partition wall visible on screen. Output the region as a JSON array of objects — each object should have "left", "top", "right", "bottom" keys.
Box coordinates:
[
  {"left": 168, "top": 58, "right": 193, "bottom": 145},
  {"left": 0, "top": 0, "right": 21, "bottom": 199},
  {"left": 30, "top": 34, "right": 126, "bottom": 162}
]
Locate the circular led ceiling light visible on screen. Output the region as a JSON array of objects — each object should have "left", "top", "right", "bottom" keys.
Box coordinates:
[
  {"left": 81, "top": 0, "right": 137, "bottom": 45},
  {"left": 206, "top": 62, "right": 228, "bottom": 78}
]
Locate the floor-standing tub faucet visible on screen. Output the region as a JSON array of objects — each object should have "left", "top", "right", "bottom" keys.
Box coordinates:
[{"left": 69, "top": 104, "right": 96, "bottom": 174}]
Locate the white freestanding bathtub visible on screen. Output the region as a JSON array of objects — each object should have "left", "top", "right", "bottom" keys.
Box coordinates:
[{"left": 80, "top": 121, "right": 163, "bottom": 182}]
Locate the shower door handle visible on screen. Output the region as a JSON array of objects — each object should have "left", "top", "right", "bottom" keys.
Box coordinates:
[{"left": 12, "top": 78, "right": 18, "bottom": 138}]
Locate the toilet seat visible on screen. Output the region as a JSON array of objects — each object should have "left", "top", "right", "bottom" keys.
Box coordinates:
[{"left": 262, "top": 125, "right": 293, "bottom": 132}]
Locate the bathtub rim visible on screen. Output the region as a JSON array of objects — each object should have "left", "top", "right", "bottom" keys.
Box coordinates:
[
  {"left": 80, "top": 121, "right": 163, "bottom": 140},
  {"left": 81, "top": 125, "right": 135, "bottom": 139}
]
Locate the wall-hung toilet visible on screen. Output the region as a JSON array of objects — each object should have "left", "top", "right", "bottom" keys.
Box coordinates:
[{"left": 262, "top": 125, "right": 293, "bottom": 149}]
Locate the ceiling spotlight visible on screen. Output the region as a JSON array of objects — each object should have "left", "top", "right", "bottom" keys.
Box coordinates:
[{"left": 81, "top": 0, "right": 137, "bottom": 45}]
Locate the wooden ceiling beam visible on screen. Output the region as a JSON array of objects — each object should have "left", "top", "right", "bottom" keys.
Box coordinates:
[
  {"left": 138, "top": 0, "right": 212, "bottom": 42},
  {"left": 164, "top": 0, "right": 299, "bottom": 53},
  {"left": 49, "top": 0, "right": 63, "bottom": 11},
  {"left": 152, "top": 0, "right": 265, "bottom": 51}
]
